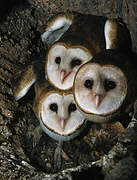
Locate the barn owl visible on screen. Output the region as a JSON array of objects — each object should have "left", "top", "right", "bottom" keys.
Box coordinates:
[
  {"left": 12, "top": 64, "right": 86, "bottom": 168},
  {"left": 34, "top": 82, "right": 86, "bottom": 168},
  {"left": 73, "top": 50, "right": 137, "bottom": 123},
  {"left": 41, "top": 12, "right": 131, "bottom": 90}
]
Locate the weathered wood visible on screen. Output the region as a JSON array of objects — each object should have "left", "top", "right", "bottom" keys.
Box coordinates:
[{"left": 0, "top": 0, "right": 136, "bottom": 179}]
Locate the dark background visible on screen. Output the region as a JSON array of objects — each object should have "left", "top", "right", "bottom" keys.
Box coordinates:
[{"left": 0, "top": 0, "right": 137, "bottom": 179}]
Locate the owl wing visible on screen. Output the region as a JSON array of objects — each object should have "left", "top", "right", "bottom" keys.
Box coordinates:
[{"left": 12, "top": 61, "right": 45, "bottom": 100}]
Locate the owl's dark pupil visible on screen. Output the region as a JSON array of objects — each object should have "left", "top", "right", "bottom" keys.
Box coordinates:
[
  {"left": 50, "top": 103, "right": 58, "bottom": 112},
  {"left": 71, "top": 59, "right": 82, "bottom": 68},
  {"left": 55, "top": 57, "right": 61, "bottom": 64},
  {"left": 104, "top": 79, "right": 116, "bottom": 91},
  {"left": 84, "top": 79, "right": 93, "bottom": 89},
  {"left": 69, "top": 103, "right": 77, "bottom": 114}
]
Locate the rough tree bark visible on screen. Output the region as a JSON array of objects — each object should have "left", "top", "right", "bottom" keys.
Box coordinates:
[{"left": 0, "top": 0, "right": 137, "bottom": 179}]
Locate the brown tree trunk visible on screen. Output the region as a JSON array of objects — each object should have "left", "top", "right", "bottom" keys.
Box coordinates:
[{"left": 0, "top": 0, "right": 137, "bottom": 179}]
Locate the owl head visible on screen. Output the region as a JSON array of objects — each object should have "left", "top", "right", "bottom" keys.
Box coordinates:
[
  {"left": 12, "top": 63, "right": 86, "bottom": 141},
  {"left": 34, "top": 82, "right": 86, "bottom": 141},
  {"left": 73, "top": 50, "right": 137, "bottom": 123},
  {"left": 41, "top": 12, "right": 131, "bottom": 91}
]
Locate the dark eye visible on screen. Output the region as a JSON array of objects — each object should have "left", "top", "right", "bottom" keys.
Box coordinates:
[
  {"left": 68, "top": 103, "right": 77, "bottom": 114},
  {"left": 84, "top": 79, "right": 93, "bottom": 89},
  {"left": 104, "top": 79, "right": 116, "bottom": 91},
  {"left": 49, "top": 103, "right": 58, "bottom": 112},
  {"left": 71, "top": 59, "right": 82, "bottom": 68},
  {"left": 55, "top": 57, "right": 61, "bottom": 64}
]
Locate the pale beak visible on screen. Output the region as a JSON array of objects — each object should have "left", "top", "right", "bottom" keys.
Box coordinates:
[
  {"left": 60, "top": 119, "right": 65, "bottom": 130},
  {"left": 95, "top": 95, "right": 100, "bottom": 107},
  {"left": 57, "top": 116, "right": 66, "bottom": 131},
  {"left": 92, "top": 94, "right": 105, "bottom": 108},
  {"left": 60, "top": 70, "right": 72, "bottom": 84}
]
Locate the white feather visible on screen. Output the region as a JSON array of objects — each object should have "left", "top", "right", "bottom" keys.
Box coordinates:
[
  {"left": 104, "top": 20, "right": 113, "bottom": 49},
  {"left": 40, "top": 93, "right": 86, "bottom": 138},
  {"left": 41, "top": 17, "right": 72, "bottom": 45},
  {"left": 16, "top": 79, "right": 35, "bottom": 100},
  {"left": 47, "top": 44, "right": 91, "bottom": 90},
  {"left": 40, "top": 120, "right": 86, "bottom": 142},
  {"left": 74, "top": 63, "right": 127, "bottom": 116}
]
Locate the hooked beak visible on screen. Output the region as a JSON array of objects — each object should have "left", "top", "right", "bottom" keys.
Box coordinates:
[
  {"left": 60, "top": 70, "right": 72, "bottom": 84},
  {"left": 92, "top": 94, "right": 105, "bottom": 108},
  {"left": 57, "top": 117, "right": 66, "bottom": 131},
  {"left": 60, "top": 119, "right": 65, "bottom": 130}
]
